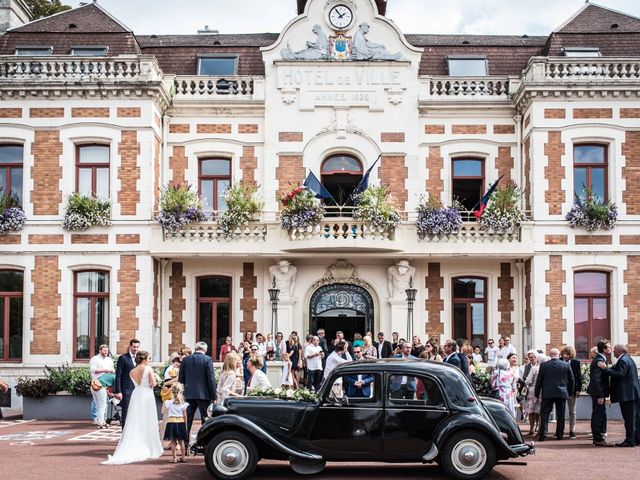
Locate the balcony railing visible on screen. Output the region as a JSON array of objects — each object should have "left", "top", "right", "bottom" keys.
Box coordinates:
[
  {"left": 429, "top": 76, "right": 510, "bottom": 98},
  {"left": 163, "top": 222, "right": 267, "bottom": 241},
  {"left": 419, "top": 222, "right": 521, "bottom": 243},
  {"left": 524, "top": 57, "right": 640, "bottom": 82},
  {"left": 289, "top": 221, "right": 394, "bottom": 241},
  {"left": 172, "top": 75, "right": 264, "bottom": 101}
]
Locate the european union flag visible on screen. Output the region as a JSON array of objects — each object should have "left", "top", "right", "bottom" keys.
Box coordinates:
[{"left": 303, "top": 171, "right": 336, "bottom": 202}]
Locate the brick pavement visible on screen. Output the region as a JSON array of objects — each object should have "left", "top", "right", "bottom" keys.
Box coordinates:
[{"left": 0, "top": 419, "right": 637, "bottom": 480}]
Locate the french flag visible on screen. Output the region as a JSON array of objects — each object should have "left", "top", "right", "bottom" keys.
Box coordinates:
[{"left": 473, "top": 176, "right": 503, "bottom": 219}]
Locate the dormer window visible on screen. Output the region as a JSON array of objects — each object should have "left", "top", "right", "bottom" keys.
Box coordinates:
[
  {"left": 14, "top": 46, "right": 52, "bottom": 56},
  {"left": 562, "top": 47, "right": 601, "bottom": 57},
  {"left": 447, "top": 56, "right": 488, "bottom": 76},
  {"left": 71, "top": 46, "right": 108, "bottom": 56},
  {"left": 197, "top": 56, "right": 238, "bottom": 76}
]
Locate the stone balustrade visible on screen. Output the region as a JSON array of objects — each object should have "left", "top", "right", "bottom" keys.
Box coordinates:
[
  {"left": 419, "top": 221, "right": 522, "bottom": 243},
  {"left": 289, "top": 221, "right": 395, "bottom": 241},
  {"left": 428, "top": 76, "right": 511, "bottom": 98},
  {"left": 173, "top": 76, "right": 263, "bottom": 100},
  {"left": 524, "top": 57, "right": 640, "bottom": 82},
  {"left": 163, "top": 222, "right": 268, "bottom": 241}
]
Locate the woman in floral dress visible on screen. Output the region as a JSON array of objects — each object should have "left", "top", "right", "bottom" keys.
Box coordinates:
[
  {"left": 491, "top": 358, "right": 517, "bottom": 417},
  {"left": 524, "top": 350, "right": 542, "bottom": 435}
]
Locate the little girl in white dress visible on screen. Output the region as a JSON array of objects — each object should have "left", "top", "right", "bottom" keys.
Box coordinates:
[{"left": 280, "top": 352, "right": 293, "bottom": 388}]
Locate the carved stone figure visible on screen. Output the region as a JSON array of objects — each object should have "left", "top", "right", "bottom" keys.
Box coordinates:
[
  {"left": 269, "top": 259, "right": 297, "bottom": 298},
  {"left": 352, "top": 22, "right": 402, "bottom": 61},
  {"left": 324, "top": 259, "right": 358, "bottom": 283},
  {"left": 387, "top": 260, "right": 415, "bottom": 299},
  {"left": 281, "top": 24, "right": 329, "bottom": 60}
]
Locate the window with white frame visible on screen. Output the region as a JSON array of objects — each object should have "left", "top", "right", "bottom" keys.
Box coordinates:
[
  {"left": 71, "top": 46, "right": 108, "bottom": 56},
  {"left": 447, "top": 56, "right": 488, "bottom": 76},
  {"left": 76, "top": 145, "right": 110, "bottom": 198},
  {"left": 562, "top": 47, "right": 601, "bottom": 57},
  {"left": 197, "top": 56, "right": 237, "bottom": 75},
  {"left": 14, "top": 46, "right": 52, "bottom": 56}
]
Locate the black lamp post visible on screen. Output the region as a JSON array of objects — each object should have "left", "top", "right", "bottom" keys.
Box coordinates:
[
  {"left": 268, "top": 275, "right": 280, "bottom": 337},
  {"left": 405, "top": 276, "right": 417, "bottom": 341}
]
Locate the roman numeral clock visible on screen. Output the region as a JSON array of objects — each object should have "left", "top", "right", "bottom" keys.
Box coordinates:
[{"left": 327, "top": 4, "right": 354, "bottom": 60}]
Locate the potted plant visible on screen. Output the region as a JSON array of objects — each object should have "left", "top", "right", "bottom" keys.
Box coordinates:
[
  {"left": 478, "top": 181, "right": 525, "bottom": 233},
  {"left": 416, "top": 196, "right": 463, "bottom": 238},
  {"left": 217, "top": 182, "right": 263, "bottom": 234},
  {"left": 566, "top": 189, "right": 617, "bottom": 232},
  {"left": 279, "top": 186, "right": 325, "bottom": 231},
  {"left": 157, "top": 183, "right": 206, "bottom": 233},
  {"left": 62, "top": 193, "right": 111, "bottom": 231},
  {"left": 352, "top": 185, "right": 401, "bottom": 231},
  {"left": 0, "top": 190, "right": 26, "bottom": 234}
]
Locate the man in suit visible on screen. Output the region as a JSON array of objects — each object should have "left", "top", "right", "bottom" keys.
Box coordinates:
[
  {"left": 113, "top": 338, "right": 140, "bottom": 429},
  {"left": 374, "top": 332, "right": 393, "bottom": 359},
  {"left": 317, "top": 328, "right": 329, "bottom": 369},
  {"left": 179, "top": 341, "right": 217, "bottom": 437},
  {"left": 535, "top": 348, "right": 574, "bottom": 441},
  {"left": 561, "top": 345, "right": 583, "bottom": 439},
  {"left": 598, "top": 344, "right": 640, "bottom": 447},
  {"left": 443, "top": 339, "right": 468, "bottom": 376},
  {"left": 344, "top": 346, "right": 374, "bottom": 398},
  {"left": 587, "top": 340, "right": 613, "bottom": 446},
  {"left": 390, "top": 342, "right": 417, "bottom": 399}
]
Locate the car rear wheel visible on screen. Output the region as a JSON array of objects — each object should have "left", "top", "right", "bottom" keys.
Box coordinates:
[
  {"left": 204, "top": 431, "right": 258, "bottom": 480},
  {"left": 440, "top": 430, "right": 496, "bottom": 480}
]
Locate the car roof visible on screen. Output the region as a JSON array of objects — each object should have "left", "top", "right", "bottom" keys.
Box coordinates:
[{"left": 331, "top": 358, "right": 464, "bottom": 378}]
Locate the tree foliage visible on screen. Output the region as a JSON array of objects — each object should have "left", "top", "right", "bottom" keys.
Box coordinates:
[{"left": 25, "top": 0, "right": 72, "bottom": 20}]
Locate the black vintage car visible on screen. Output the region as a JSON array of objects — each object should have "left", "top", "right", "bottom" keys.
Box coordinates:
[{"left": 195, "top": 359, "right": 534, "bottom": 480}]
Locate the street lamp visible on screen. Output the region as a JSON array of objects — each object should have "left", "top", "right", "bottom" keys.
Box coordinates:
[
  {"left": 405, "top": 276, "right": 417, "bottom": 341},
  {"left": 268, "top": 275, "right": 280, "bottom": 338}
]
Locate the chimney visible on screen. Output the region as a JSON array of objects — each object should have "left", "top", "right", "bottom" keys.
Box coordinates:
[{"left": 198, "top": 25, "right": 219, "bottom": 35}]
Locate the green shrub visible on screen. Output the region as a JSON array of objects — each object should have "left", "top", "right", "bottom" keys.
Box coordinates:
[{"left": 15, "top": 378, "right": 53, "bottom": 399}]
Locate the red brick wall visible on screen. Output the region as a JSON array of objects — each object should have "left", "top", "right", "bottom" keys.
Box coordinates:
[
  {"left": 153, "top": 136, "right": 160, "bottom": 211},
  {"left": 493, "top": 124, "right": 515, "bottom": 134},
  {"left": 240, "top": 263, "right": 257, "bottom": 334},
  {"left": 116, "top": 234, "right": 141, "bottom": 244},
  {"left": 31, "top": 256, "right": 61, "bottom": 354},
  {"left": 0, "top": 235, "right": 20, "bottom": 244},
  {"left": 117, "top": 256, "right": 140, "bottom": 353},
  {"left": 28, "top": 234, "right": 63, "bottom": 244},
  {"left": 524, "top": 137, "right": 531, "bottom": 212},
  {"left": 621, "top": 109, "right": 640, "bottom": 119},
  {"left": 276, "top": 155, "right": 304, "bottom": 209},
  {"left": 544, "top": 108, "right": 566, "bottom": 119},
  {"left": 575, "top": 235, "right": 612, "bottom": 245},
  {"left": 118, "top": 130, "right": 141, "bottom": 215},
  {"left": 545, "top": 255, "right": 566, "bottom": 352},
  {"left": 545, "top": 235, "right": 568, "bottom": 245},
  {"left": 573, "top": 108, "right": 612, "bottom": 119},
  {"left": 620, "top": 235, "right": 640, "bottom": 245},
  {"left": 238, "top": 124, "right": 259, "bottom": 134},
  {"left": 425, "top": 124, "right": 445, "bottom": 134},
  {"left": 622, "top": 131, "right": 640, "bottom": 214},
  {"left": 153, "top": 260, "right": 159, "bottom": 327},
  {"left": 31, "top": 130, "right": 63, "bottom": 215},
  {"left": 116, "top": 107, "right": 141, "bottom": 118},
  {"left": 279, "top": 132, "right": 304, "bottom": 142},
  {"left": 452, "top": 124, "right": 486, "bottom": 134},
  {"left": 169, "top": 124, "right": 190, "bottom": 134},
  {"left": 426, "top": 146, "right": 443, "bottom": 202},
  {"left": 381, "top": 132, "right": 405, "bottom": 142},
  {"left": 197, "top": 124, "right": 232, "bottom": 134},
  {"left": 30, "top": 108, "right": 64, "bottom": 118},
  {"left": 496, "top": 146, "right": 513, "bottom": 183},
  {"left": 169, "top": 145, "right": 187, "bottom": 186},
  {"left": 624, "top": 256, "right": 640, "bottom": 355},
  {"left": 544, "top": 131, "right": 565, "bottom": 215},
  {"left": 169, "top": 262, "right": 186, "bottom": 353},
  {"left": 498, "top": 262, "right": 514, "bottom": 337},
  {"left": 0, "top": 108, "right": 22, "bottom": 118},
  {"left": 524, "top": 259, "right": 532, "bottom": 329},
  {"left": 425, "top": 263, "right": 444, "bottom": 339},
  {"left": 71, "top": 107, "right": 109, "bottom": 118},
  {"left": 240, "top": 146, "right": 257, "bottom": 185},
  {"left": 380, "top": 155, "right": 407, "bottom": 211},
  {"left": 71, "top": 234, "right": 108, "bottom": 244}
]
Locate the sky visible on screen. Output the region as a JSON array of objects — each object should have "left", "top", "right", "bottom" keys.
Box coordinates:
[{"left": 65, "top": 0, "right": 640, "bottom": 36}]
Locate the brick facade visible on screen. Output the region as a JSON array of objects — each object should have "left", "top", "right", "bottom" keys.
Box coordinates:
[
  {"left": 240, "top": 145, "right": 258, "bottom": 185},
  {"left": 0, "top": 108, "right": 22, "bottom": 118},
  {"left": 196, "top": 123, "right": 232, "bottom": 134},
  {"left": 575, "top": 235, "right": 612, "bottom": 245},
  {"left": 620, "top": 108, "right": 640, "bottom": 118},
  {"left": 28, "top": 234, "right": 64, "bottom": 244},
  {"left": 624, "top": 256, "right": 640, "bottom": 355},
  {"left": 493, "top": 124, "right": 515, "bottom": 134},
  {"left": 0, "top": 235, "right": 21, "bottom": 244},
  {"left": 544, "top": 108, "right": 566, "bottom": 119},
  {"left": 240, "top": 262, "right": 258, "bottom": 334},
  {"left": 30, "top": 256, "right": 61, "bottom": 354},
  {"left": 622, "top": 131, "right": 640, "bottom": 214},
  {"left": 496, "top": 146, "right": 513, "bottom": 183},
  {"left": 620, "top": 235, "right": 640, "bottom": 245},
  {"left": 116, "top": 107, "right": 141, "bottom": 117},
  {"left": 238, "top": 124, "right": 259, "bottom": 134},
  {"left": 118, "top": 130, "right": 141, "bottom": 215},
  {"left": 70, "top": 234, "right": 108, "bottom": 244},
  {"left": 31, "top": 130, "right": 63, "bottom": 215},
  {"left": 169, "top": 145, "right": 188, "bottom": 186},
  {"left": 452, "top": 124, "right": 486, "bottom": 134},
  {"left": 524, "top": 259, "right": 532, "bottom": 329},
  {"left": 524, "top": 137, "right": 531, "bottom": 212},
  {"left": 276, "top": 154, "right": 304, "bottom": 208},
  {"left": 544, "top": 131, "right": 565, "bottom": 215},
  {"left": 169, "top": 262, "right": 186, "bottom": 353},
  {"left": 29, "top": 108, "right": 64, "bottom": 118},
  {"left": 71, "top": 107, "right": 110, "bottom": 117},
  {"left": 117, "top": 255, "right": 140, "bottom": 352},
  {"left": 498, "top": 262, "right": 514, "bottom": 337},
  {"left": 279, "top": 132, "right": 304, "bottom": 142},
  {"left": 426, "top": 146, "right": 444, "bottom": 202},
  {"left": 573, "top": 108, "right": 613, "bottom": 119},
  {"left": 545, "top": 255, "right": 566, "bottom": 352},
  {"left": 425, "top": 124, "right": 445, "bottom": 134},
  {"left": 545, "top": 235, "right": 568, "bottom": 245},
  {"left": 379, "top": 155, "right": 407, "bottom": 210},
  {"left": 380, "top": 132, "right": 405, "bottom": 142},
  {"left": 116, "top": 234, "right": 141, "bottom": 244},
  {"left": 425, "top": 263, "right": 444, "bottom": 338},
  {"left": 169, "top": 124, "right": 190, "bottom": 133}
]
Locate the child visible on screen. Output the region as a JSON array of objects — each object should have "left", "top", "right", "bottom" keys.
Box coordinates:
[
  {"left": 280, "top": 352, "right": 293, "bottom": 388},
  {"left": 162, "top": 382, "right": 189, "bottom": 463},
  {"left": 266, "top": 334, "right": 275, "bottom": 361}
]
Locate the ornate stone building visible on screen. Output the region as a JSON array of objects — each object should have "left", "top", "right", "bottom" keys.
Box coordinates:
[{"left": 1, "top": 0, "right": 639, "bottom": 409}]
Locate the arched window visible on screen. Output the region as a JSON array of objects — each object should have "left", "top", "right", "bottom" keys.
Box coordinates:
[
  {"left": 197, "top": 276, "right": 231, "bottom": 360},
  {"left": 320, "top": 154, "right": 363, "bottom": 208},
  {"left": 452, "top": 277, "right": 486, "bottom": 349},
  {"left": 199, "top": 158, "right": 231, "bottom": 213},
  {"left": 574, "top": 271, "right": 610, "bottom": 360},
  {"left": 452, "top": 158, "right": 484, "bottom": 212},
  {"left": 0, "top": 269, "right": 23, "bottom": 361},
  {"left": 74, "top": 270, "right": 109, "bottom": 360}
]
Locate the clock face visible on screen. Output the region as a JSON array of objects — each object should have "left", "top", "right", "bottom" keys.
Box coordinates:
[{"left": 328, "top": 4, "right": 353, "bottom": 30}]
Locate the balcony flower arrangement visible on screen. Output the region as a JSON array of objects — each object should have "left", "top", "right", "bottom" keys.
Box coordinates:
[
  {"left": 565, "top": 189, "right": 617, "bottom": 232},
  {"left": 0, "top": 190, "right": 26, "bottom": 234},
  {"left": 157, "top": 183, "right": 206, "bottom": 233},
  {"left": 247, "top": 386, "right": 319, "bottom": 403},
  {"left": 416, "top": 196, "right": 463, "bottom": 238},
  {"left": 62, "top": 193, "right": 111, "bottom": 231},
  {"left": 217, "top": 182, "right": 263, "bottom": 234},
  {"left": 279, "top": 186, "right": 325, "bottom": 231},
  {"left": 352, "top": 185, "right": 401, "bottom": 231},
  {"left": 478, "top": 181, "right": 525, "bottom": 233}
]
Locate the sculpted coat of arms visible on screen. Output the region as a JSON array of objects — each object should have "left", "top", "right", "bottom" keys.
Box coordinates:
[{"left": 329, "top": 33, "right": 352, "bottom": 61}]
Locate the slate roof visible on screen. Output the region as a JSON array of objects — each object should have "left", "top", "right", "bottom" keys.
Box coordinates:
[{"left": 554, "top": 3, "right": 640, "bottom": 33}]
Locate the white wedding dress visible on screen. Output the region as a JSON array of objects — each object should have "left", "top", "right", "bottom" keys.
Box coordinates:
[{"left": 102, "top": 365, "right": 163, "bottom": 465}]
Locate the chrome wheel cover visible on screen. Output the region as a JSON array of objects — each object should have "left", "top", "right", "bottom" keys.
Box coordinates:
[
  {"left": 212, "top": 439, "right": 249, "bottom": 476},
  {"left": 451, "top": 438, "right": 487, "bottom": 475}
]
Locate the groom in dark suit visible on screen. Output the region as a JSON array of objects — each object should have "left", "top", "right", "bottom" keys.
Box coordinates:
[
  {"left": 113, "top": 338, "right": 140, "bottom": 429},
  {"left": 179, "top": 341, "right": 217, "bottom": 437},
  {"left": 535, "top": 348, "right": 574, "bottom": 441},
  {"left": 587, "top": 340, "right": 613, "bottom": 446}
]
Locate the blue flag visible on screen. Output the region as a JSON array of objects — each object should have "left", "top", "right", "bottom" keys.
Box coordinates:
[
  {"left": 353, "top": 154, "right": 381, "bottom": 196},
  {"left": 473, "top": 175, "right": 503, "bottom": 219},
  {"left": 303, "top": 171, "right": 335, "bottom": 202}
]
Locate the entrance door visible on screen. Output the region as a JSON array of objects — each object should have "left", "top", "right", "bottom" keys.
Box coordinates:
[
  {"left": 452, "top": 277, "right": 486, "bottom": 349},
  {"left": 197, "top": 276, "right": 231, "bottom": 360},
  {"left": 310, "top": 284, "right": 373, "bottom": 341}
]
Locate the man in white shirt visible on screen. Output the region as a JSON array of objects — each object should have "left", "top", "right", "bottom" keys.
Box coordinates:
[
  {"left": 498, "top": 336, "right": 517, "bottom": 360},
  {"left": 485, "top": 338, "right": 499, "bottom": 373},
  {"left": 305, "top": 336, "right": 324, "bottom": 392},
  {"left": 324, "top": 341, "right": 352, "bottom": 381},
  {"left": 89, "top": 344, "right": 114, "bottom": 428}
]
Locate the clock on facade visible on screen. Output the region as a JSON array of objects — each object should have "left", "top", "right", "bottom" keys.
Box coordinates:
[{"left": 328, "top": 4, "right": 354, "bottom": 30}]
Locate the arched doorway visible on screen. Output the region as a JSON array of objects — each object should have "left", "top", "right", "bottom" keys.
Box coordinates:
[{"left": 309, "top": 283, "right": 373, "bottom": 341}]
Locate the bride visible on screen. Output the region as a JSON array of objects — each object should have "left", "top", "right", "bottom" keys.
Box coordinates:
[{"left": 103, "top": 351, "right": 163, "bottom": 464}]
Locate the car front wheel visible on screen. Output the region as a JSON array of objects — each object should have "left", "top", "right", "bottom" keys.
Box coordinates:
[
  {"left": 440, "top": 430, "right": 496, "bottom": 480},
  {"left": 204, "top": 431, "right": 258, "bottom": 480}
]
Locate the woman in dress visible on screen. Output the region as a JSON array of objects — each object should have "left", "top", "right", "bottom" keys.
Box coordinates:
[
  {"left": 217, "top": 352, "right": 244, "bottom": 404},
  {"left": 421, "top": 341, "right": 443, "bottom": 362},
  {"left": 218, "top": 336, "right": 237, "bottom": 363},
  {"left": 287, "top": 334, "right": 301, "bottom": 388},
  {"left": 103, "top": 351, "right": 163, "bottom": 465},
  {"left": 362, "top": 335, "right": 377, "bottom": 359},
  {"left": 524, "top": 350, "right": 542, "bottom": 435},
  {"left": 491, "top": 358, "right": 517, "bottom": 418}
]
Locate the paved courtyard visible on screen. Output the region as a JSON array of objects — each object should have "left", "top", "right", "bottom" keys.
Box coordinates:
[{"left": 0, "top": 418, "right": 637, "bottom": 479}]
